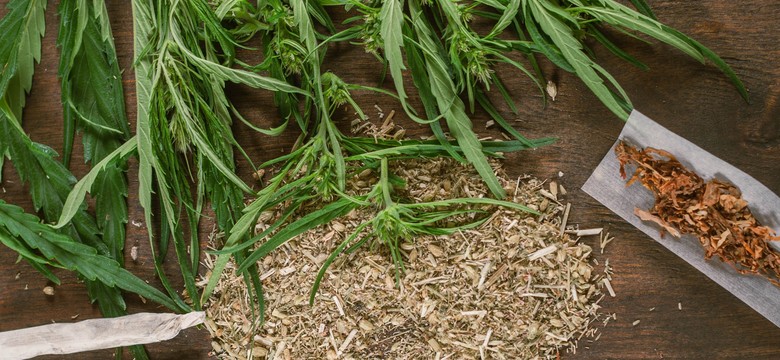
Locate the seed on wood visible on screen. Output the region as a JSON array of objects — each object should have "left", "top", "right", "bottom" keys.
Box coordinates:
[
  {"left": 251, "top": 169, "right": 265, "bottom": 181},
  {"left": 546, "top": 81, "right": 558, "bottom": 101}
]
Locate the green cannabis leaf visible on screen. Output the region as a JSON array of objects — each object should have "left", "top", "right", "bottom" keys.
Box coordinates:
[
  {"left": 0, "top": 0, "right": 45, "bottom": 120},
  {"left": 0, "top": 200, "right": 179, "bottom": 311},
  {"left": 379, "top": 0, "right": 409, "bottom": 111},
  {"left": 58, "top": 0, "right": 131, "bottom": 263}
]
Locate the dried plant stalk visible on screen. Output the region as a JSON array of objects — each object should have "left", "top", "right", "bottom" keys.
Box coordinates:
[{"left": 615, "top": 141, "right": 780, "bottom": 284}]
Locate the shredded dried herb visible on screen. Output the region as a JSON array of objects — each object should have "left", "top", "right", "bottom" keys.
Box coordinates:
[
  {"left": 201, "top": 155, "right": 609, "bottom": 359},
  {"left": 616, "top": 140, "right": 780, "bottom": 285}
]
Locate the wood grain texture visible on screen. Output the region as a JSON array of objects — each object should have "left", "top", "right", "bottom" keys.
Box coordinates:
[{"left": 1, "top": 1, "right": 779, "bottom": 359}]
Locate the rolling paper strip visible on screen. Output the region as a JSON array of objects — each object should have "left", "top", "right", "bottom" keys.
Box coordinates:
[{"left": 0, "top": 311, "right": 204, "bottom": 359}]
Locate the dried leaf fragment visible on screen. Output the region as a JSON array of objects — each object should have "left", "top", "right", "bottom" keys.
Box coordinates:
[{"left": 633, "top": 208, "right": 681, "bottom": 237}]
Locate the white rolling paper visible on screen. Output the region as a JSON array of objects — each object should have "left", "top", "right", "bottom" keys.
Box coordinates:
[
  {"left": 0, "top": 311, "right": 205, "bottom": 359},
  {"left": 582, "top": 110, "right": 780, "bottom": 327}
]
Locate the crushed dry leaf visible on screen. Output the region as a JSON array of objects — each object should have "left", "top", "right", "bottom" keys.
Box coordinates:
[
  {"left": 616, "top": 140, "right": 780, "bottom": 285},
  {"left": 200, "top": 155, "right": 611, "bottom": 359}
]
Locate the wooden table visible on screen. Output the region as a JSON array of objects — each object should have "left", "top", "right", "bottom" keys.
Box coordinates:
[{"left": 1, "top": 1, "right": 778, "bottom": 358}]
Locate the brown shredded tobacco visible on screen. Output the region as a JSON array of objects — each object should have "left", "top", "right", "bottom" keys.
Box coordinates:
[{"left": 615, "top": 140, "right": 780, "bottom": 284}]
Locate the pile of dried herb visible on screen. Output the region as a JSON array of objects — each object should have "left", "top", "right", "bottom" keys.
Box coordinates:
[
  {"left": 200, "top": 152, "right": 612, "bottom": 359},
  {"left": 616, "top": 141, "right": 780, "bottom": 285}
]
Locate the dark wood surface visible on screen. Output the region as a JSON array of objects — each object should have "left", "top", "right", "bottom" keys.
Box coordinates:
[{"left": 1, "top": 1, "right": 779, "bottom": 358}]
